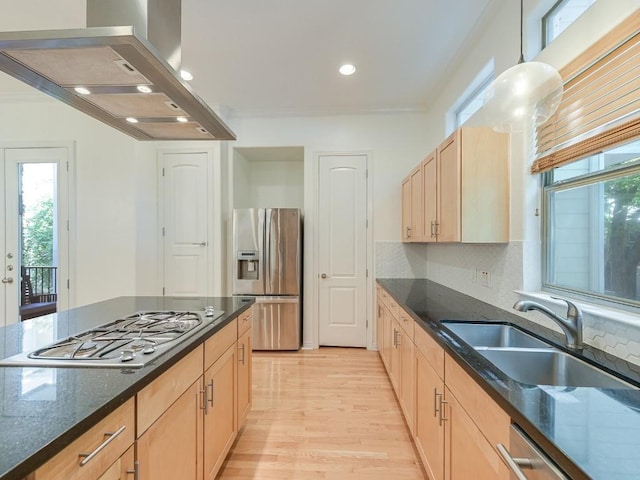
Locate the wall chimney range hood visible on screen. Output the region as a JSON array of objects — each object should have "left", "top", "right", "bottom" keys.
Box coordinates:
[{"left": 0, "top": 0, "right": 235, "bottom": 141}]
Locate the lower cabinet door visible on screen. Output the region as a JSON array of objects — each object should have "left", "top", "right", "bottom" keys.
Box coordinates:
[
  {"left": 97, "top": 445, "right": 135, "bottom": 480},
  {"left": 445, "top": 387, "right": 509, "bottom": 480},
  {"left": 237, "top": 328, "right": 253, "bottom": 427},
  {"left": 415, "top": 350, "right": 445, "bottom": 480},
  {"left": 137, "top": 379, "right": 203, "bottom": 480},
  {"left": 203, "top": 343, "right": 238, "bottom": 480}
]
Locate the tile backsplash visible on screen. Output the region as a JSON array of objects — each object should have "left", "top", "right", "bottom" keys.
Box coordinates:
[{"left": 376, "top": 240, "right": 640, "bottom": 369}]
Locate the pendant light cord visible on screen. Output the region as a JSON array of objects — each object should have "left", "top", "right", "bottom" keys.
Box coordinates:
[{"left": 518, "top": 0, "right": 525, "bottom": 64}]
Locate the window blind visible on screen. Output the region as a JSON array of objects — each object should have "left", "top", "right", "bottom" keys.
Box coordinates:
[{"left": 532, "top": 10, "right": 640, "bottom": 174}]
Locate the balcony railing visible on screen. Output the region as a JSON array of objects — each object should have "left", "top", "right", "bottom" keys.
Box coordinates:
[{"left": 20, "top": 266, "right": 57, "bottom": 320}]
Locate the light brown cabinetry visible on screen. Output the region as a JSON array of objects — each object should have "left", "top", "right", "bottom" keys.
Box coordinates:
[
  {"left": 401, "top": 164, "right": 424, "bottom": 242},
  {"left": 237, "top": 327, "right": 253, "bottom": 427},
  {"left": 137, "top": 345, "right": 204, "bottom": 480},
  {"left": 203, "top": 343, "right": 237, "bottom": 480},
  {"left": 378, "top": 286, "right": 511, "bottom": 479},
  {"left": 376, "top": 288, "right": 392, "bottom": 373},
  {"left": 30, "top": 398, "right": 135, "bottom": 480},
  {"left": 408, "top": 126, "right": 509, "bottom": 243},
  {"left": 414, "top": 326, "right": 446, "bottom": 480}
]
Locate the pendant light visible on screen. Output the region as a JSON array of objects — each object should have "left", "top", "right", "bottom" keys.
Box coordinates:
[{"left": 482, "top": 0, "right": 563, "bottom": 133}]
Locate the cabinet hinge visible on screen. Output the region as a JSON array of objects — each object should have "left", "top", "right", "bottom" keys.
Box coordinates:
[
  {"left": 162, "top": 227, "right": 165, "bottom": 236},
  {"left": 366, "top": 269, "right": 369, "bottom": 278},
  {"left": 162, "top": 167, "right": 165, "bottom": 176},
  {"left": 67, "top": 220, "right": 70, "bottom": 231},
  {"left": 366, "top": 169, "right": 369, "bottom": 179},
  {"left": 67, "top": 279, "right": 70, "bottom": 289},
  {"left": 162, "top": 287, "right": 165, "bottom": 296}
]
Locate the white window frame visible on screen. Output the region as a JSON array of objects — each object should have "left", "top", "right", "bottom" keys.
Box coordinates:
[
  {"left": 541, "top": 0, "right": 596, "bottom": 48},
  {"left": 542, "top": 145, "right": 640, "bottom": 311},
  {"left": 446, "top": 59, "right": 494, "bottom": 135}
]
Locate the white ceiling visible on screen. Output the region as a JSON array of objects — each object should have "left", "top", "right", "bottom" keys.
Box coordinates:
[{"left": 180, "top": 0, "right": 502, "bottom": 118}]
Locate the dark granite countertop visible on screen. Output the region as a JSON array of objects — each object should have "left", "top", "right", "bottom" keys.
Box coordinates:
[
  {"left": 377, "top": 278, "right": 640, "bottom": 480},
  {"left": 0, "top": 295, "right": 254, "bottom": 480}
]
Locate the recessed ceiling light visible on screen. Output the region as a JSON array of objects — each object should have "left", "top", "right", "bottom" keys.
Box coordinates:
[
  {"left": 176, "top": 116, "right": 188, "bottom": 123},
  {"left": 180, "top": 70, "right": 194, "bottom": 81},
  {"left": 339, "top": 64, "right": 356, "bottom": 76},
  {"left": 137, "top": 85, "right": 153, "bottom": 93},
  {"left": 74, "top": 87, "right": 91, "bottom": 95},
  {"left": 126, "top": 117, "right": 139, "bottom": 124}
]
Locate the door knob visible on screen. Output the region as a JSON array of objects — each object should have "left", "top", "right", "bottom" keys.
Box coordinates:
[
  {"left": 321, "top": 273, "right": 327, "bottom": 279},
  {"left": 2, "top": 277, "right": 14, "bottom": 284}
]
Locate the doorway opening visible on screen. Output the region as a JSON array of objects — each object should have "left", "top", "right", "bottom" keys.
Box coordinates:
[{"left": 19, "top": 162, "right": 58, "bottom": 321}]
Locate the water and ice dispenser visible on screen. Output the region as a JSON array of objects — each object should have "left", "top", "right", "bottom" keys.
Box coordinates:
[{"left": 237, "top": 250, "right": 259, "bottom": 280}]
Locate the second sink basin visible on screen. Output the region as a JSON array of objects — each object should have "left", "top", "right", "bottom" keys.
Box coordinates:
[
  {"left": 443, "top": 322, "right": 552, "bottom": 349},
  {"left": 478, "top": 348, "right": 636, "bottom": 389}
]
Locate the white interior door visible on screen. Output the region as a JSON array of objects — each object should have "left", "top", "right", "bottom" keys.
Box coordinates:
[
  {"left": 161, "top": 152, "right": 210, "bottom": 297},
  {"left": 318, "top": 154, "right": 368, "bottom": 347},
  {"left": 1, "top": 147, "right": 70, "bottom": 326}
]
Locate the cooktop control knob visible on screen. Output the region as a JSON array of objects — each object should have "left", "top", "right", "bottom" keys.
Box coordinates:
[
  {"left": 205, "top": 306, "right": 215, "bottom": 317},
  {"left": 120, "top": 349, "right": 136, "bottom": 362}
]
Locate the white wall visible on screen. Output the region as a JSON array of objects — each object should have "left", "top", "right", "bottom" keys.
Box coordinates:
[
  {"left": 0, "top": 95, "right": 139, "bottom": 307},
  {"left": 225, "top": 112, "right": 430, "bottom": 347}
]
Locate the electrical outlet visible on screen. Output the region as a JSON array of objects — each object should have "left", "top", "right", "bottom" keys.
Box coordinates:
[{"left": 478, "top": 269, "right": 491, "bottom": 287}]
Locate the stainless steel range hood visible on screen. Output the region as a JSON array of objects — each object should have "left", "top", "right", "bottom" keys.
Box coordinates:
[{"left": 0, "top": 0, "right": 235, "bottom": 141}]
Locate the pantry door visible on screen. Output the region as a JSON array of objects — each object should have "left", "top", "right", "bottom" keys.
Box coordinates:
[
  {"left": 160, "top": 151, "right": 210, "bottom": 297},
  {"left": 318, "top": 154, "right": 369, "bottom": 347}
]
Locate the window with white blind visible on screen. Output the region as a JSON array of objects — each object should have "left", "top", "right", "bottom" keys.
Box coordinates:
[{"left": 540, "top": 12, "right": 640, "bottom": 307}]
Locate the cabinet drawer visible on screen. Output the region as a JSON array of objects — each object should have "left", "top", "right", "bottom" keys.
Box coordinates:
[
  {"left": 386, "top": 297, "right": 400, "bottom": 320},
  {"left": 414, "top": 324, "right": 444, "bottom": 380},
  {"left": 237, "top": 306, "right": 253, "bottom": 337},
  {"left": 137, "top": 345, "right": 203, "bottom": 436},
  {"left": 445, "top": 352, "right": 509, "bottom": 449},
  {"left": 204, "top": 319, "right": 238, "bottom": 369},
  {"left": 33, "top": 398, "right": 135, "bottom": 480},
  {"left": 397, "top": 308, "right": 414, "bottom": 341}
]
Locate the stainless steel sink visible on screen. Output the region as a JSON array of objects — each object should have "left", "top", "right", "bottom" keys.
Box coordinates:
[
  {"left": 443, "top": 322, "right": 552, "bottom": 349},
  {"left": 478, "top": 348, "right": 636, "bottom": 389}
]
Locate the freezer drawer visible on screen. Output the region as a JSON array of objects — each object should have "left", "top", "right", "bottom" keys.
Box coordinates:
[{"left": 253, "top": 297, "right": 301, "bottom": 350}]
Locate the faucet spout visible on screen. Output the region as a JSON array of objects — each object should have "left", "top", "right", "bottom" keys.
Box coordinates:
[{"left": 513, "top": 298, "right": 583, "bottom": 350}]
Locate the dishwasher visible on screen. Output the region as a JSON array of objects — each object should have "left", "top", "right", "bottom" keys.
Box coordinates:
[{"left": 497, "top": 425, "right": 568, "bottom": 480}]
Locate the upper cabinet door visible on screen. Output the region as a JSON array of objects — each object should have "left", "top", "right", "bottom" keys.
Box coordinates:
[
  {"left": 422, "top": 151, "right": 437, "bottom": 243},
  {"left": 402, "top": 176, "right": 412, "bottom": 242},
  {"left": 409, "top": 165, "right": 424, "bottom": 242},
  {"left": 437, "top": 132, "right": 462, "bottom": 243}
]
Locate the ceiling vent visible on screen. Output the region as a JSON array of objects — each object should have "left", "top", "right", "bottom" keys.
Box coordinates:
[{"left": 0, "top": 0, "right": 236, "bottom": 141}]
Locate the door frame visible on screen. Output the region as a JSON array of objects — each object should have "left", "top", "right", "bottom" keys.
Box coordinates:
[
  {"left": 156, "top": 147, "right": 225, "bottom": 297},
  {"left": 0, "top": 141, "right": 76, "bottom": 324},
  {"left": 312, "top": 151, "right": 373, "bottom": 350}
]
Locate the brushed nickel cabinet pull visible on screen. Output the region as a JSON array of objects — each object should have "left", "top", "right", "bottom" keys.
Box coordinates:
[
  {"left": 434, "top": 388, "right": 442, "bottom": 418},
  {"left": 496, "top": 444, "right": 530, "bottom": 480},
  {"left": 126, "top": 460, "right": 140, "bottom": 480},
  {"left": 438, "top": 398, "right": 448, "bottom": 426},
  {"left": 200, "top": 385, "right": 208, "bottom": 415},
  {"left": 78, "top": 425, "right": 126, "bottom": 466},
  {"left": 239, "top": 344, "right": 246, "bottom": 365},
  {"left": 207, "top": 379, "right": 215, "bottom": 407}
]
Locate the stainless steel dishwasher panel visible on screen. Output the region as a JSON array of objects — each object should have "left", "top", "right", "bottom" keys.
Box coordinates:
[
  {"left": 252, "top": 296, "right": 301, "bottom": 350},
  {"left": 498, "top": 425, "right": 568, "bottom": 480}
]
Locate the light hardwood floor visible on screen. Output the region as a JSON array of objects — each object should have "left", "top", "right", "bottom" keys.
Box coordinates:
[{"left": 217, "top": 347, "right": 426, "bottom": 479}]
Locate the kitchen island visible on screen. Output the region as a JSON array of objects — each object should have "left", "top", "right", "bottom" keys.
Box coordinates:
[
  {"left": 0, "top": 295, "right": 254, "bottom": 480},
  {"left": 378, "top": 278, "right": 640, "bottom": 480}
]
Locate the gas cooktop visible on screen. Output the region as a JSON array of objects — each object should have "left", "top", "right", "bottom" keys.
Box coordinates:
[{"left": 0, "top": 308, "right": 224, "bottom": 368}]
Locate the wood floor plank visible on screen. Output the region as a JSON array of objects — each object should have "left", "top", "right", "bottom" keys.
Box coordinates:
[{"left": 216, "top": 347, "right": 426, "bottom": 480}]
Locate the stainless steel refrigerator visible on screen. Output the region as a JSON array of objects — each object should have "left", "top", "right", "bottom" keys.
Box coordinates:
[{"left": 232, "top": 208, "right": 302, "bottom": 350}]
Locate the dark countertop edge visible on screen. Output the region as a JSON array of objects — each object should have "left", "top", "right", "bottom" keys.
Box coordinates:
[
  {"left": 2, "top": 299, "right": 254, "bottom": 480},
  {"left": 375, "top": 278, "right": 639, "bottom": 480}
]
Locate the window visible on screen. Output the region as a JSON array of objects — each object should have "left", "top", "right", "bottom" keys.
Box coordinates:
[
  {"left": 543, "top": 139, "right": 640, "bottom": 307},
  {"left": 451, "top": 60, "right": 494, "bottom": 131},
  {"left": 542, "top": 0, "right": 596, "bottom": 47}
]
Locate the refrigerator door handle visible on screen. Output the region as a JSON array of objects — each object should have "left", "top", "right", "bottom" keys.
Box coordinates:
[
  {"left": 265, "top": 208, "right": 271, "bottom": 293},
  {"left": 253, "top": 296, "right": 299, "bottom": 304}
]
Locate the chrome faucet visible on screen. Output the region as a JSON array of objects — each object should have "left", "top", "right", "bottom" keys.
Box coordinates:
[{"left": 513, "top": 298, "right": 583, "bottom": 350}]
